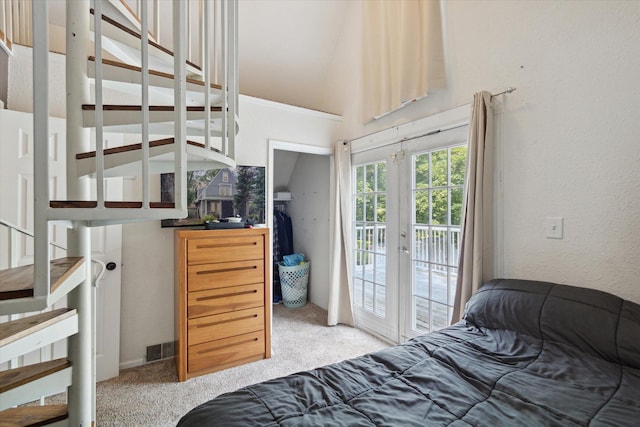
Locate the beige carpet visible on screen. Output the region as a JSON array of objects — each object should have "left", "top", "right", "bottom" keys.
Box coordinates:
[{"left": 87, "top": 303, "right": 388, "bottom": 426}]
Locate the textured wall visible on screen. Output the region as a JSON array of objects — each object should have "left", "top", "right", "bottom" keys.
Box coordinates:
[
  {"left": 332, "top": 0, "right": 640, "bottom": 303},
  {"left": 7, "top": 45, "right": 67, "bottom": 117}
]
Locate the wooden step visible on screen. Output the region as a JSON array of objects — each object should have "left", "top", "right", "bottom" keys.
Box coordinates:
[
  {"left": 75, "top": 138, "right": 217, "bottom": 160},
  {"left": 49, "top": 201, "right": 175, "bottom": 209},
  {"left": 79, "top": 121, "right": 224, "bottom": 138},
  {"left": 0, "top": 358, "right": 70, "bottom": 394},
  {"left": 73, "top": 136, "right": 235, "bottom": 178},
  {"left": 0, "top": 359, "right": 72, "bottom": 411},
  {"left": 91, "top": 8, "right": 202, "bottom": 77},
  {"left": 81, "top": 104, "right": 223, "bottom": 129},
  {"left": 82, "top": 105, "right": 222, "bottom": 112},
  {"left": 0, "top": 404, "right": 68, "bottom": 427},
  {"left": 88, "top": 56, "right": 221, "bottom": 91},
  {"left": 102, "top": 0, "right": 158, "bottom": 44},
  {"left": 0, "top": 309, "right": 78, "bottom": 364},
  {"left": 0, "top": 258, "right": 84, "bottom": 301}
]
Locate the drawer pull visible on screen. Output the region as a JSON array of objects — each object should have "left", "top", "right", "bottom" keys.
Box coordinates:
[
  {"left": 197, "top": 265, "right": 257, "bottom": 275},
  {"left": 196, "top": 289, "right": 258, "bottom": 302},
  {"left": 196, "top": 242, "right": 257, "bottom": 249},
  {"left": 197, "top": 337, "right": 259, "bottom": 355},
  {"left": 196, "top": 313, "right": 259, "bottom": 329}
]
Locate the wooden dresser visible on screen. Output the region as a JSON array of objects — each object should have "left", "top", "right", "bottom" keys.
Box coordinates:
[{"left": 174, "top": 228, "right": 271, "bottom": 381}]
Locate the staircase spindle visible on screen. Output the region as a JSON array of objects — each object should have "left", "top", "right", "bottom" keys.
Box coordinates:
[
  {"left": 141, "top": 0, "right": 150, "bottom": 208},
  {"left": 94, "top": 0, "right": 105, "bottom": 209},
  {"left": 174, "top": 0, "right": 186, "bottom": 212},
  {"left": 32, "top": 0, "right": 50, "bottom": 300},
  {"left": 228, "top": 0, "right": 237, "bottom": 159},
  {"left": 204, "top": 0, "right": 211, "bottom": 151},
  {"left": 221, "top": 0, "right": 227, "bottom": 156},
  {"left": 153, "top": 0, "right": 159, "bottom": 44}
]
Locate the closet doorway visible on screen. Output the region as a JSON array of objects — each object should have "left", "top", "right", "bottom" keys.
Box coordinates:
[{"left": 268, "top": 140, "right": 333, "bottom": 312}]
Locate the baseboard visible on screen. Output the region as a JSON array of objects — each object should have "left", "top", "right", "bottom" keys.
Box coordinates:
[
  {"left": 120, "top": 356, "right": 176, "bottom": 371},
  {"left": 120, "top": 358, "right": 144, "bottom": 370}
]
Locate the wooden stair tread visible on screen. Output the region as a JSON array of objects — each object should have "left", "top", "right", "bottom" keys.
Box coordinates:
[
  {"left": 0, "top": 358, "right": 70, "bottom": 394},
  {"left": 0, "top": 404, "right": 68, "bottom": 427},
  {"left": 0, "top": 257, "right": 84, "bottom": 301},
  {"left": 75, "top": 138, "right": 219, "bottom": 160},
  {"left": 0, "top": 309, "right": 77, "bottom": 347},
  {"left": 91, "top": 8, "right": 201, "bottom": 72},
  {"left": 88, "top": 56, "right": 221, "bottom": 90},
  {"left": 49, "top": 201, "right": 175, "bottom": 209},
  {"left": 81, "top": 104, "right": 221, "bottom": 112}
]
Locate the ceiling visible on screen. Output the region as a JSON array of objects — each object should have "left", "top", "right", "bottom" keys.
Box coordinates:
[{"left": 238, "top": 0, "right": 350, "bottom": 114}]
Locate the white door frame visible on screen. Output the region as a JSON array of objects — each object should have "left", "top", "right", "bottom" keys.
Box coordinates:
[{"left": 267, "top": 140, "right": 333, "bottom": 338}]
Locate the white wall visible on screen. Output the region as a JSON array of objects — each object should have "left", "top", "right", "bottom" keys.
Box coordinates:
[
  {"left": 119, "top": 96, "right": 341, "bottom": 367},
  {"left": 327, "top": 0, "right": 640, "bottom": 304}
]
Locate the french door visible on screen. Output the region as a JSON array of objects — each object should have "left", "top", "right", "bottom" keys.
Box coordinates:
[{"left": 351, "top": 125, "right": 468, "bottom": 343}]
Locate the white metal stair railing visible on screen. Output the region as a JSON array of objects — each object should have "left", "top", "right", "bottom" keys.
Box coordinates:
[
  {"left": 0, "top": 219, "right": 108, "bottom": 315},
  {"left": 0, "top": 1, "right": 238, "bottom": 424},
  {"left": 0, "top": 0, "right": 13, "bottom": 53}
]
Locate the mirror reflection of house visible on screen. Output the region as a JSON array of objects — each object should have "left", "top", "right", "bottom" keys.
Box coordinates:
[{"left": 195, "top": 168, "right": 237, "bottom": 219}]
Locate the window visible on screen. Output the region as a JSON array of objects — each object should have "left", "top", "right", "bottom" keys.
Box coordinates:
[{"left": 219, "top": 184, "right": 232, "bottom": 196}]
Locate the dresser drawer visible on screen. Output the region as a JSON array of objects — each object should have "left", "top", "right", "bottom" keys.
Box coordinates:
[
  {"left": 187, "top": 235, "right": 264, "bottom": 265},
  {"left": 188, "top": 307, "right": 264, "bottom": 346},
  {"left": 188, "top": 283, "right": 264, "bottom": 319},
  {"left": 188, "top": 331, "right": 265, "bottom": 374},
  {"left": 187, "top": 259, "right": 264, "bottom": 292}
]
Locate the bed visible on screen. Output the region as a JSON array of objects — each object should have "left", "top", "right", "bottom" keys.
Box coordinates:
[{"left": 177, "top": 278, "right": 640, "bottom": 426}]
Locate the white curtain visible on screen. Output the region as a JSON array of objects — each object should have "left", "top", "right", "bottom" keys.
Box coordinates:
[
  {"left": 328, "top": 141, "right": 355, "bottom": 326},
  {"left": 452, "top": 91, "right": 494, "bottom": 321},
  {"left": 362, "top": 0, "right": 445, "bottom": 121}
]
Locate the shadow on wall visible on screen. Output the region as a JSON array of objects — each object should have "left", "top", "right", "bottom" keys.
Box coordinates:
[{"left": 0, "top": 48, "right": 8, "bottom": 107}]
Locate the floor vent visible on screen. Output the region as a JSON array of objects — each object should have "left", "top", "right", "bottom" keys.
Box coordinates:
[{"left": 145, "top": 341, "right": 175, "bottom": 363}]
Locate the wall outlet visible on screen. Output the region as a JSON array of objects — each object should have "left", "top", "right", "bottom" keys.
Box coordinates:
[
  {"left": 546, "top": 217, "right": 564, "bottom": 239},
  {"left": 146, "top": 344, "right": 162, "bottom": 363}
]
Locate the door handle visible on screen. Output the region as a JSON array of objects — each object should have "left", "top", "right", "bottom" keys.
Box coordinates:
[
  {"left": 399, "top": 247, "right": 409, "bottom": 254},
  {"left": 106, "top": 262, "right": 117, "bottom": 271}
]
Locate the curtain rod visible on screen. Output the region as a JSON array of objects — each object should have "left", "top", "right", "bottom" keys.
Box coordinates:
[
  {"left": 344, "top": 87, "right": 516, "bottom": 146},
  {"left": 346, "top": 123, "right": 469, "bottom": 154},
  {"left": 490, "top": 87, "right": 517, "bottom": 98}
]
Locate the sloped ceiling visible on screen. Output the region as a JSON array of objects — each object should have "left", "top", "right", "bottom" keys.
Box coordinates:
[{"left": 238, "top": 0, "right": 350, "bottom": 114}]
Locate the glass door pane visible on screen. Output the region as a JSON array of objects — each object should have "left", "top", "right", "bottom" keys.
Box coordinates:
[
  {"left": 353, "top": 162, "right": 387, "bottom": 316},
  {"left": 352, "top": 144, "right": 399, "bottom": 343},
  {"left": 410, "top": 145, "right": 466, "bottom": 334},
  {"left": 399, "top": 125, "right": 468, "bottom": 341}
]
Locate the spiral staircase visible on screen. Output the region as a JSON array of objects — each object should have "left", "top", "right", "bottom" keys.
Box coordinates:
[{"left": 0, "top": 0, "right": 238, "bottom": 425}]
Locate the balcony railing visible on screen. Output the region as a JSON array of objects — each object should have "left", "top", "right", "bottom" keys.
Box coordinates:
[{"left": 354, "top": 224, "right": 461, "bottom": 271}]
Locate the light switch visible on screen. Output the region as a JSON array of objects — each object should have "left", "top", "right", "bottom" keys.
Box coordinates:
[{"left": 546, "top": 217, "right": 564, "bottom": 239}]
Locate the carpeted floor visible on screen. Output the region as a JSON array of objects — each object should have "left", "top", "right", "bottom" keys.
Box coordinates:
[{"left": 84, "top": 303, "right": 389, "bottom": 426}]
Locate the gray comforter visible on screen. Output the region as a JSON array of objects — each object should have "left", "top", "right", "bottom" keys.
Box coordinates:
[{"left": 177, "top": 279, "right": 640, "bottom": 426}]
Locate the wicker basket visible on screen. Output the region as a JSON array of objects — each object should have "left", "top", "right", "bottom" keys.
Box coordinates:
[{"left": 278, "top": 261, "right": 310, "bottom": 308}]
